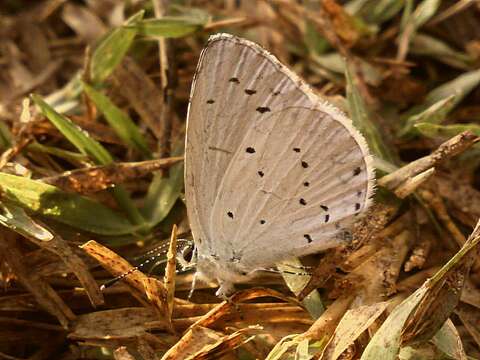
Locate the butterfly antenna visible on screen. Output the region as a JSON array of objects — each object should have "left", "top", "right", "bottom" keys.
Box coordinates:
[
  {"left": 100, "top": 240, "right": 192, "bottom": 290},
  {"left": 132, "top": 238, "right": 192, "bottom": 261},
  {"left": 280, "top": 264, "right": 313, "bottom": 271},
  {"left": 261, "top": 267, "right": 311, "bottom": 276}
]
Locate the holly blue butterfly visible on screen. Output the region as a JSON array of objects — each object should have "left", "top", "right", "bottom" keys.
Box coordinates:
[{"left": 185, "top": 33, "right": 375, "bottom": 298}]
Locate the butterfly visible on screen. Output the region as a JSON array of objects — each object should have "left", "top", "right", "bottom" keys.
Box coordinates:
[{"left": 185, "top": 33, "right": 375, "bottom": 298}]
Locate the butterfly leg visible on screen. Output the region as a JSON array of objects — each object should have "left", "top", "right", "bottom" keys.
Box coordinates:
[
  {"left": 215, "top": 280, "right": 236, "bottom": 299},
  {"left": 187, "top": 270, "right": 199, "bottom": 300}
]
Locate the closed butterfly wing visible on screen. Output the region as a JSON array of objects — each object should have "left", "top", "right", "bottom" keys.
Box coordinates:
[{"left": 185, "top": 34, "right": 374, "bottom": 296}]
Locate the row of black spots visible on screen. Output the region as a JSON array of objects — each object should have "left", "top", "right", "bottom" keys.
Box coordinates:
[
  {"left": 227, "top": 210, "right": 267, "bottom": 225},
  {"left": 229, "top": 75, "right": 269, "bottom": 113}
]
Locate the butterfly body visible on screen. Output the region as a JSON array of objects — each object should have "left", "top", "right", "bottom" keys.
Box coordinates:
[{"left": 185, "top": 34, "right": 375, "bottom": 297}]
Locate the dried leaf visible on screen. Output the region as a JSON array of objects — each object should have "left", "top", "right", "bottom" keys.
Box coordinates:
[
  {"left": 43, "top": 157, "right": 183, "bottom": 194},
  {"left": 164, "top": 224, "right": 178, "bottom": 320}
]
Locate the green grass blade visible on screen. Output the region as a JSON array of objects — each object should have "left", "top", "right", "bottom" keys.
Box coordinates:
[
  {"left": 399, "top": 95, "right": 457, "bottom": 137},
  {"left": 345, "top": 0, "right": 405, "bottom": 24},
  {"left": 400, "top": 0, "right": 440, "bottom": 32},
  {"left": 360, "top": 287, "right": 427, "bottom": 359},
  {"left": 128, "top": 14, "right": 208, "bottom": 38},
  {"left": 32, "top": 94, "right": 145, "bottom": 226},
  {"left": 0, "top": 120, "right": 12, "bottom": 150},
  {"left": 0, "top": 202, "right": 54, "bottom": 241},
  {"left": 82, "top": 82, "right": 152, "bottom": 159},
  {"left": 27, "top": 142, "right": 88, "bottom": 164},
  {"left": 278, "top": 258, "right": 324, "bottom": 319},
  {"left": 410, "top": 34, "right": 474, "bottom": 70},
  {"left": 369, "top": 0, "right": 406, "bottom": 24},
  {"left": 431, "top": 320, "right": 468, "bottom": 360},
  {"left": 141, "top": 159, "right": 184, "bottom": 228},
  {"left": 345, "top": 63, "right": 394, "bottom": 163},
  {"left": 402, "top": 68, "right": 480, "bottom": 119},
  {"left": 313, "top": 53, "right": 382, "bottom": 86},
  {"left": 415, "top": 123, "right": 480, "bottom": 139},
  {"left": 31, "top": 94, "right": 113, "bottom": 165},
  {"left": 91, "top": 10, "right": 144, "bottom": 83},
  {"left": 0, "top": 173, "right": 138, "bottom": 235}
]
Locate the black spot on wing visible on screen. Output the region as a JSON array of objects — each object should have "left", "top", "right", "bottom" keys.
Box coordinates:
[
  {"left": 246, "top": 147, "right": 255, "bottom": 153},
  {"left": 227, "top": 211, "right": 234, "bottom": 219},
  {"left": 229, "top": 77, "right": 240, "bottom": 83},
  {"left": 256, "top": 106, "right": 271, "bottom": 114},
  {"left": 245, "top": 89, "right": 257, "bottom": 95},
  {"left": 304, "top": 234, "right": 312, "bottom": 243}
]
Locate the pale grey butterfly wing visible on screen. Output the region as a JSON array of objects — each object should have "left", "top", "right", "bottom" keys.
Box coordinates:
[{"left": 185, "top": 33, "right": 374, "bottom": 294}]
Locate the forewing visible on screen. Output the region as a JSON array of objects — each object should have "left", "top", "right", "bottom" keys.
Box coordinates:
[{"left": 185, "top": 34, "right": 374, "bottom": 268}]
